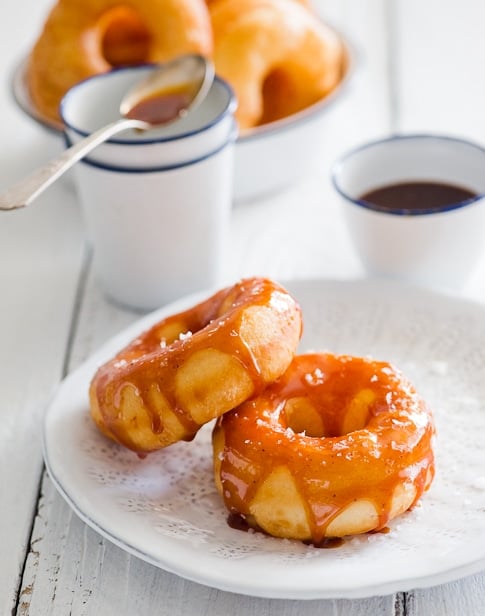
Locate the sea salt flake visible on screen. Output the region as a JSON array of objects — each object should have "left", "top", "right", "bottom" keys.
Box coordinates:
[{"left": 179, "top": 330, "right": 193, "bottom": 341}]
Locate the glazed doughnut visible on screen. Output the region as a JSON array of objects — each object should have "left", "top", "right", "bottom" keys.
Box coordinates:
[
  {"left": 90, "top": 278, "right": 302, "bottom": 454},
  {"left": 209, "top": 0, "right": 344, "bottom": 129},
  {"left": 213, "top": 353, "right": 435, "bottom": 542},
  {"left": 27, "top": 0, "right": 212, "bottom": 124}
]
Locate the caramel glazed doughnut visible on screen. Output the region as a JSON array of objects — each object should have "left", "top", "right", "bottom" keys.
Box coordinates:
[
  {"left": 26, "top": 0, "right": 213, "bottom": 124},
  {"left": 213, "top": 353, "right": 435, "bottom": 542},
  {"left": 90, "top": 278, "right": 303, "bottom": 454}
]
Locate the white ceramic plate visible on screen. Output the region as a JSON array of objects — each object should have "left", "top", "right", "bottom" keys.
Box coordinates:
[{"left": 43, "top": 279, "right": 485, "bottom": 599}]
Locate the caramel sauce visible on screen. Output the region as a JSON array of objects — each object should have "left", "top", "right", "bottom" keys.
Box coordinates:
[
  {"left": 217, "top": 354, "right": 435, "bottom": 543},
  {"left": 124, "top": 83, "right": 196, "bottom": 125},
  {"left": 305, "top": 537, "right": 344, "bottom": 549},
  {"left": 370, "top": 525, "right": 391, "bottom": 535},
  {"left": 227, "top": 512, "right": 251, "bottom": 533},
  {"left": 92, "top": 279, "right": 300, "bottom": 452}
]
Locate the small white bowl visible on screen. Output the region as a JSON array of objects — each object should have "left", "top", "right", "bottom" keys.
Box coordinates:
[{"left": 332, "top": 134, "right": 485, "bottom": 291}]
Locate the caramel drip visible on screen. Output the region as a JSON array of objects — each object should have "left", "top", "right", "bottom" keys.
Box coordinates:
[
  {"left": 218, "top": 353, "right": 436, "bottom": 542},
  {"left": 227, "top": 512, "right": 344, "bottom": 549}
]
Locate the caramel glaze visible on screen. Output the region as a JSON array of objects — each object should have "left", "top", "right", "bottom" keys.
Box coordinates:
[
  {"left": 215, "top": 353, "right": 436, "bottom": 543},
  {"left": 89, "top": 278, "right": 303, "bottom": 453}
]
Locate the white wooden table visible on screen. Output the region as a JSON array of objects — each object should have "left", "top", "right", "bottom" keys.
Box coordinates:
[{"left": 2, "top": 1, "right": 485, "bottom": 614}]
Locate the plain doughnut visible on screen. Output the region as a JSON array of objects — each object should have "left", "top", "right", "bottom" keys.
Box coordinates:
[
  {"left": 209, "top": 0, "right": 344, "bottom": 129},
  {"left": 26, "top": 0, "right": 212, "bottom": 124}
]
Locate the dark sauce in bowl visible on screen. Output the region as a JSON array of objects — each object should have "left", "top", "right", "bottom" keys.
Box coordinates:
[{"left": 359, "top": 181, "right": 477, "bottom": 214}]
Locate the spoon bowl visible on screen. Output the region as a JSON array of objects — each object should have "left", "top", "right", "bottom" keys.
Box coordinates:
[
  {"left": 120, "top": 54, "right": 214, "bottom": 123},
  {"left": 0, "top": 54, "right": 214, "bottom": 210}
]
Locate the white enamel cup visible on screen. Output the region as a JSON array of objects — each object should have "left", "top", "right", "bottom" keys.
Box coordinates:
[
  {"left": 332, "top": 134, "right": 485, "bottom": 291},
  {"left": 60, "top": 66, "right": 237, "bottom": 311}
]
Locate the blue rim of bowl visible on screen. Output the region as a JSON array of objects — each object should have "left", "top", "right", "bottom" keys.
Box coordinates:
[
  {"left": 60, "top": 65, "right": 236, "bottom": 145},
  {"left": 65, "top": 121, "right": 238, "bottom": 173},
  {"left": 331, "top": 133, "right": 485, "bottom": 216}
]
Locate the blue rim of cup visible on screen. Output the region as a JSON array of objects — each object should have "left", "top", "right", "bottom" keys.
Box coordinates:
[
  {"left": 60, "top": 64, "right": 236, "bottom": 145},
  {"left": 65, "top": 121, "right": 238, "bottom": 173},
  {"left": 331, "top": 133, "right": 485, "bottom": 216}
]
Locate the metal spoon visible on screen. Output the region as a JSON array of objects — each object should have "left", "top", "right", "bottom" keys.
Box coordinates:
[{"left": 0, "top": 54, "right": 214, "bottom": 211}]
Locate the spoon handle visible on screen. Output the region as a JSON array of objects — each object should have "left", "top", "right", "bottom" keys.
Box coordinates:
[{"left": 0, "top": 118, "right": 148, "bottom": 211}]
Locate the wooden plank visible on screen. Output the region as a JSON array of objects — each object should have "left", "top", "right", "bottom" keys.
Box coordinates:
[
  {"left": 0, "top": 5, "right": 87, "bottom": 607},
  {"left": 0, "top": 1, "right": 90, "bottom": 609},
  {"left": 0, "top": 141, "right": 85, "bottom": 614},
  {"left": 20, "top": 472, "right": 396, "bottom": 616},
  {"left": 407, "top": 577, "right": 485, "bottom": 616}
]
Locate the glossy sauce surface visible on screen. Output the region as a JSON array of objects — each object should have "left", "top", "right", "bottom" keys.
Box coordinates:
[
  {"left": 125, "top": 82, "right": 195, "bottom": 124},
  {"left": 216, "top": 353, "right": 435, "bottom": 542},
  {"left": 360, "top": 181, "right": 477, "bottom": 212},
  {"left": 90, "top": 279, "right": 302, "bottom": 452}
]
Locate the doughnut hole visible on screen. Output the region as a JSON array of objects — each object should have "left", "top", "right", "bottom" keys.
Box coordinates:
[
  {"left": 175, "top": 349, "right": 254, "bottom": 424},
  {"left": 154, "top": 321, "right": 189, "bottom": 346},
  {"left": 249, "top": 465, "right": 311, "bottom": 539},
  {"left": 283, "top": 388, "right": 375, "bottom": 439},
  {"left": 97, "top": 6, "right": 151, "bottom": 66},
  {"left": 239, "top": 305, "right": 300, "bottom": 382},
  {"left": 284, "top": 397, "right": 325, "bottom": 437},
  {"left": 341, "top": 388, "right": 376, "bottom": 434},
  {"left": 260, "top": 67, "right": 319, "bottom": 125}
]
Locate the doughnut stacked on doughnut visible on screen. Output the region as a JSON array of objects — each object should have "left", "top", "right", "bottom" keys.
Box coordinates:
[
  {"left": 213, "top": 353, "right": 435, "bottom": 542},
  {"left": 89, "top": 278, "right": 435, "bottom": 541},
  {"left": 89, "top": 278, "right": 303, "bottom": 453},
  {"left": 26, "top": 0, "right": 344, "bottom": 128}
]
